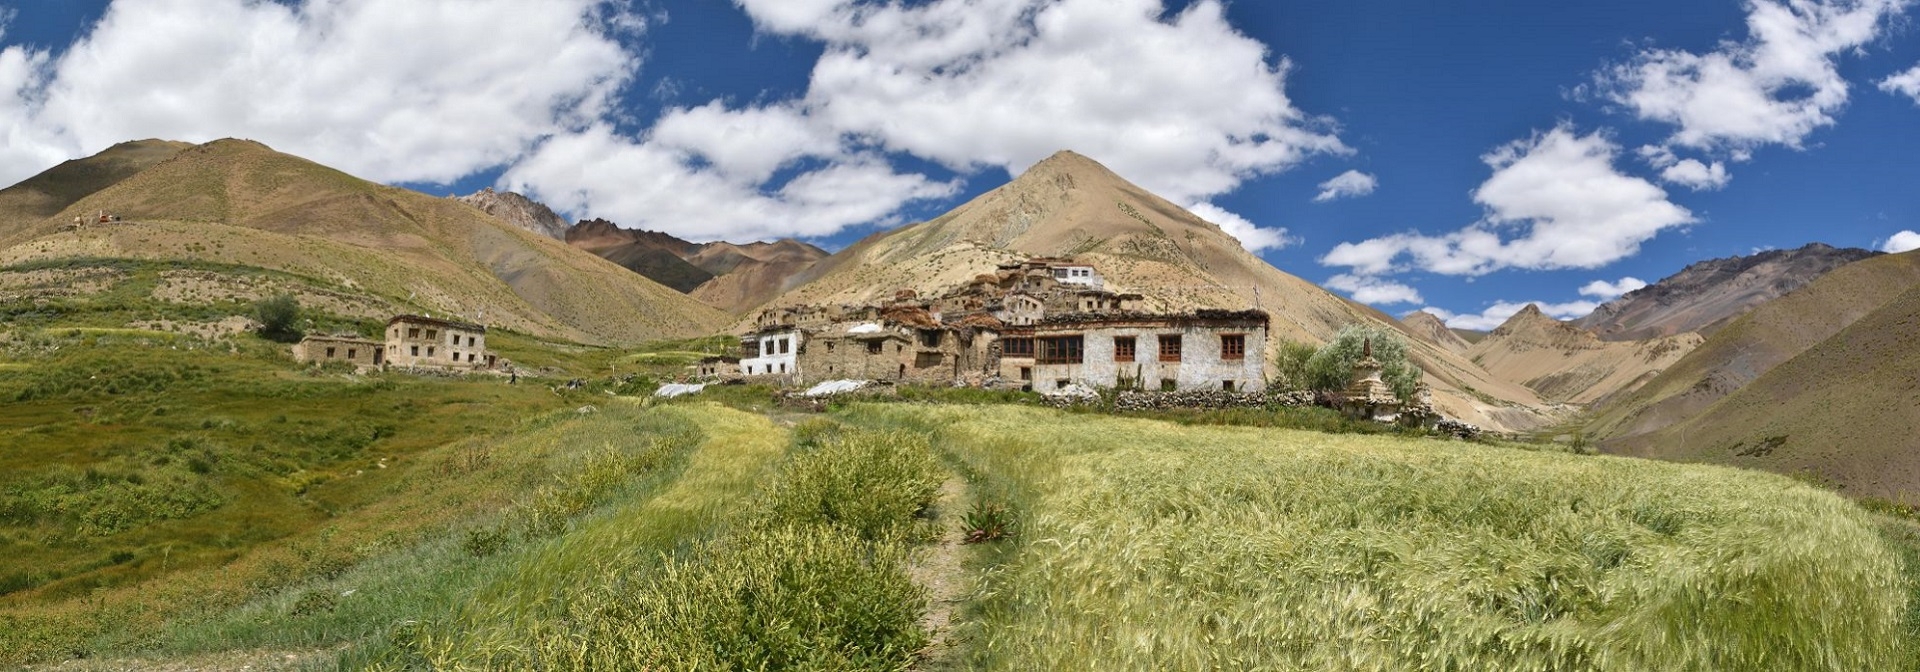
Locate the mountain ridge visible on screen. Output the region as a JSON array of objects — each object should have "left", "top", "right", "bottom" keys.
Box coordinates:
[{"left": 1574, "top": 242, "right": 1879, "bottom": 341}]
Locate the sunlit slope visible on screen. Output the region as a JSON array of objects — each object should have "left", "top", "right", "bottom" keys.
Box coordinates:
[
  {"left": 0, "top": 139, "right": 192, "bottom": 245},
  {"left": 0, "top": 140, "right": 726, "bottom": 343},
  {"left": 1466, "top": 304, "right": 1701, "bottom": 405},
  {"left": 763, "top": 151, "right": 1549, "bottom": 430},
  {"left": 1607, "top": 280, "right": 1920, "bottom": 498},
  {"left": 846, "top": 403, "right": 1909, "bottom": 670},
  {"left": 1589, "top": 249, "right": 1920, "bottom": 441}
]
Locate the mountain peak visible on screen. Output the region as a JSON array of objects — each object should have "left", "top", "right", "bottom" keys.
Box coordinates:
[{"left": 455, "top": 188, "right": 568, "bottom": 240}]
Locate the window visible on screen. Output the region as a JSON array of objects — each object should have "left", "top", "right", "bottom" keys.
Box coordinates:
[
  {"left": 411, "top": 346, "right": 420, "bottom": 357},
  {"left": 744, "top": 340, "right": 762, "bottom": 358},
  {"left": 919, "top": 330, "right": 942, "bottom": 348},
  {"left": 427, "top": 346, "right": 436, "bottom": 357},
  {"left": 325, "top": 347, "right": 337, "bottom": 358},
  {"left": 467, "top": 336, "right": 476, "bottom": 347},
  {"left": 867, "top": 340, "right": 883, "bottom": 355},
  {"left": 1221, "top": 334, "right": 1246, "bottom": 360},
  {"left": 779, "top": 363, "right": 787, "bottom": 373},
  {"left": 427, "top": 329, "right": 438, "bottom": 340},
  {"left": 916, "top": 352, "right": 944, "bottom": 368},
  {"left": 1113, "top": 336, "right": 1136, "bottom": 362},
  {"left": 826, "top": 342, "right": 836, "bottom": 353},
  {"left": 1038, "top": 336, "right": 1083, "bottom": 364},
  {"left": 1222, "top": 380, "right": 1236, "bottom": 392},
  {"left": 1003, "top": 337, "right": 1034, "bottom": 357},
  {"left": 1158, "top": 334, "right": 1182, "bottom": 362},
  {"left": 1019, "top": 366, "right": 1032, "bottom": 381},
  {"left": 779, "top": 338, "right": 790, "bottom": 355},
  {"left": 468, "top": 353, "right": 476, "bottom": 363},
  {"left": 1056, "top": 379, "right": 1070, "bottom": 389},
  {"left": 347, "top": 348, "right": 356, "bottom": 359},
  {"left": 1160, "top": 379, "right": 1177, "bottom": 391},
  {"left": 407, "top": 328, "right": 421, "bottom": 339}
]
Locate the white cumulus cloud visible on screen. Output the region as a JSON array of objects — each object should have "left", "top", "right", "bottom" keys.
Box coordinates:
[
  {"left": 1579, "top": 277, "right": 1649, "bottom": 299},
  {"left": 1598, "top": 0, "right": 1909, "bottom": 154},
  {"left": 734, "top": 0, "right": 1349, "bottom": 205},
  {"left": 1183, "top": 202, "right": 1297, "bottom": 253},
  {"left": 1882, "top": 230, "right": 1920, "bottom": 253},
  {"left": 0, "top": 0, "right": 640, "bottom": 186},
  {"left": 1325, "top": 274, "right": 1422, "bottom": 305},
  {"left": 1424, "top": 300, "right": 1600, "bottom": 331},
  {"left": 1313, "top": 170, "right": 1378, "bottom": 202},
  {"left": 1322, "top": 125, "right": 1692, "bottom": 277},
  {"left": 1880, "top": 64, "right": 1920, "bottom": 104}
]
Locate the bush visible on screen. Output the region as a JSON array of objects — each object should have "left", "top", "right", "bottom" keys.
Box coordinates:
[
  {"left": 252, "top": 294, "right": 301, "bottom": 342},
  {"left": 759, "top": 429, "right": 944, "bottom": 542},
  {"left": 535, "top": 526, "right": 927, "bottom": 671},
  {"left": 1305, "top": 324, "right": 1420, "bottom": 401},
  {"left": 1271, "top": 339, "right": 1318, "bottom": 391}
]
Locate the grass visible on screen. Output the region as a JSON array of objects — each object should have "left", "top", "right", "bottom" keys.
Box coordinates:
[{"left": 839, "top": 403, "right": 1912, "bottom": 671}]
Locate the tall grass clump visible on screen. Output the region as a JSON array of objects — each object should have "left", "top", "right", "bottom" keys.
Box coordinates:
[
  {"left": 843, "top": 404, "right": 1909, "bottom": 671},
  {"left": 510, "top": 425, "right": 942, "bottom": 671}
]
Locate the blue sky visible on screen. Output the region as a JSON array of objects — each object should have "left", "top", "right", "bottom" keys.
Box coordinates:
[{"left": 2, "top": 0, "right": 1917, "bottom": 328}]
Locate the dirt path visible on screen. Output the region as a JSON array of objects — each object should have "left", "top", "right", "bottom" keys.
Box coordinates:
[
  {"left": 911, "top": 475, "right": 971, "bottom": 670},
  {"left": 31, "top": 647, "right": 342, "bottom": 672}
]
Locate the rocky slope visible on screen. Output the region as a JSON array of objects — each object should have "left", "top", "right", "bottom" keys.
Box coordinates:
[
  {"left": 0, "top": 139, "right": 727, "bottom": 344},
  {"left": 563, "top": 220, "right": 829, "bottom": 312},
  {"left": 1399, "top": 310, "right": 1472, "bottom": 353},
  {"left": 1466, "top": 305, "right": 1701, "bottom": 405},
  {"left": 454, "top": 187, "right": 570, "bottom": 240},
  {"left": 1574, "top": 243, "right": 1879, "bottom": 341},
  {"left": 758, "top": 150, "right": 1554, "bottom": 431}
]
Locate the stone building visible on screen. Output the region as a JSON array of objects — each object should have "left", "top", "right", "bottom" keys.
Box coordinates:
[
  {"left": 293, "top": 335, "right": 384, "bottom": 368},
  {"left": 696, "top": 356, "right": 740, "bottom": 379},
  {"left": 384, "top": 315, "right": 495, "bottom": 370},
  {"left": 998, "top": 310, "right": 1268, "bottom": 393},
  {"left": 740, "top": 327, "right": 803, "bottom": 384}
]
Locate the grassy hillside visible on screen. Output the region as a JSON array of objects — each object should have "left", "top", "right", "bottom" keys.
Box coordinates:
[
  {"left": 844, "top": 403, "right": 1914, "bottom": 670},
  {"left": 1589, "top": 249, "right": 1920, "bottom": 441},
  {"left": 0, "top": 140, "right": 192, "bottom": 241},
  {"left": 1607, "top": 281, "right": 1920, "bottom": 499},
  {"left": 0, "top": 140, "right": 728, "bottom": 344}
]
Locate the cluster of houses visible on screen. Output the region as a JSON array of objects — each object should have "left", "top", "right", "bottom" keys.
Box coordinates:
[
  {"left": 706, "top": 259, "right": 1271, "bottom": 394},
  {"left": 294, "top": 314, "right": 499, "bottom": 372}
]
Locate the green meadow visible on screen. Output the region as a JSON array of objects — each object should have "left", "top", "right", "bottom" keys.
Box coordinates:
[{"left": 1, "top": 324, "right": 1917, "bottom": 669}]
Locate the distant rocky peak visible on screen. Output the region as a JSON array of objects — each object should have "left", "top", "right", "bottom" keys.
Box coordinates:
[{"left": 455, "top": 188, "right": 569, "bottom": 240}]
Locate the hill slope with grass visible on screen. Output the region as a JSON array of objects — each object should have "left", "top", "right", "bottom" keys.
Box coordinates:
[
  {"left": 0, "top": 140, "right": 193, "bottom": 242},
  {"left": 760, "top": 150, "right": 1551, "bottom": 431},
  {"left": 1605, "top": 277, "right": 1920, "bottom": 499},
  {"left": 1466, "top": 304, "right": 1701, "bottom": 405},
  {"left": 1588, "top": 249, "right": 1920, "bottom": 443},
  {"left": 0, "top": 140, "right": 727, "bottom": 344}
]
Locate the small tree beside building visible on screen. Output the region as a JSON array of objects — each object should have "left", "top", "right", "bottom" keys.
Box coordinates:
[
  {"left": 253, "top": 294, "right": 301, "bottom": 342},
  {"left": 1304, "top": 324, "right": 1420, "bottom": 401}
]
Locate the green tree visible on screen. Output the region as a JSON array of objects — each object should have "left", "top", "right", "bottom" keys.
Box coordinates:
[
  {"left": 1304, "top": 324, "right": 1420, "bottom": 401},
  {"left": 1270, "top": 340, "right": 1319, "bottom": 391},
  {"left": 253, "top": 294, "right": 301, "bottom": 342}
]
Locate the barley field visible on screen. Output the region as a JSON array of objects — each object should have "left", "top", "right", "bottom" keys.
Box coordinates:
[{"left": 842, "top": 403, "right": 1911, "bottom": 671}]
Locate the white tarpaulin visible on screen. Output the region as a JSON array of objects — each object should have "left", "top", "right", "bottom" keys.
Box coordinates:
[
  {"left": 803, "top": 380, "right": 870, "bottom": 397},
  {"left": 654, "top": 383, "right": 706, "bottom": 398}
]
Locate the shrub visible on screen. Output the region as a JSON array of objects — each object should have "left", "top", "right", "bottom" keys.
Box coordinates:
[
  {"left": 534, "top": 526, "right": 927, "bottom": 671},
  {"left": 758, "top": 429, "right": 944, "bottom": 542},
  {"left": 252, "top": 294, "right": 301, "bottom": 342},
  {"left": 1305, "top": 324, "right": 1420, "bottom": 401},
  {"left": 963, "top": 500, "right": 1015, "bottom": 544}
]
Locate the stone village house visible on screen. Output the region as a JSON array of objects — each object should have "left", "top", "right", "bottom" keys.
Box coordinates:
[
  {"left": 724, "top": 259, "right": 1268, "bottom": 393},
  {"left": 295, "top": 315, "right": 497, "bottom": 371}
]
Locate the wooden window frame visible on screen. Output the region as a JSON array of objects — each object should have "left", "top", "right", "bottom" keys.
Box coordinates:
[
  {"left": 1113, "top": 336, "right": 1136, "bottom": 362},
  {"left": 1037, "top": 335, "right": 1084, "bottom": 364},
  {"left": 1158, "top": 334, "right": 1182, "bottom": 362},
  {"left": 1221, "top": 334, "right": 1246, "bottom": 360},
  {"left": 1003, "top": 337, "right": 1035, "bottom": 357}
]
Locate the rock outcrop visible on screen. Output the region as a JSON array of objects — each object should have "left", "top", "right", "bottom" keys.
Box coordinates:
[{"left": 455, "top": 188, "right": 570, "bottom": 240}]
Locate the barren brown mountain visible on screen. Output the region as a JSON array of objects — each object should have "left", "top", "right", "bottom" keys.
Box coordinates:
[
  {"left": 758, "top": 150, "right": 1554, "bottom": 431},
  {"left": 1399, "top": 310, "right": 1471, "bottom": 353},
  {"left": 563, "top": 219, "right": 828, "bottom": 312},
  {"left": 1465, "top": 304, "right": 1701, "bottom": 405},
  {"left": 0, "top": 139, "right": 726, "bottom": 344},
  {"left": 1603, "top": 255, "right": 1920, "bottom": 498},
  {"left": 1574, "top": 242, "right": 1879, "bottom": 341}
]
